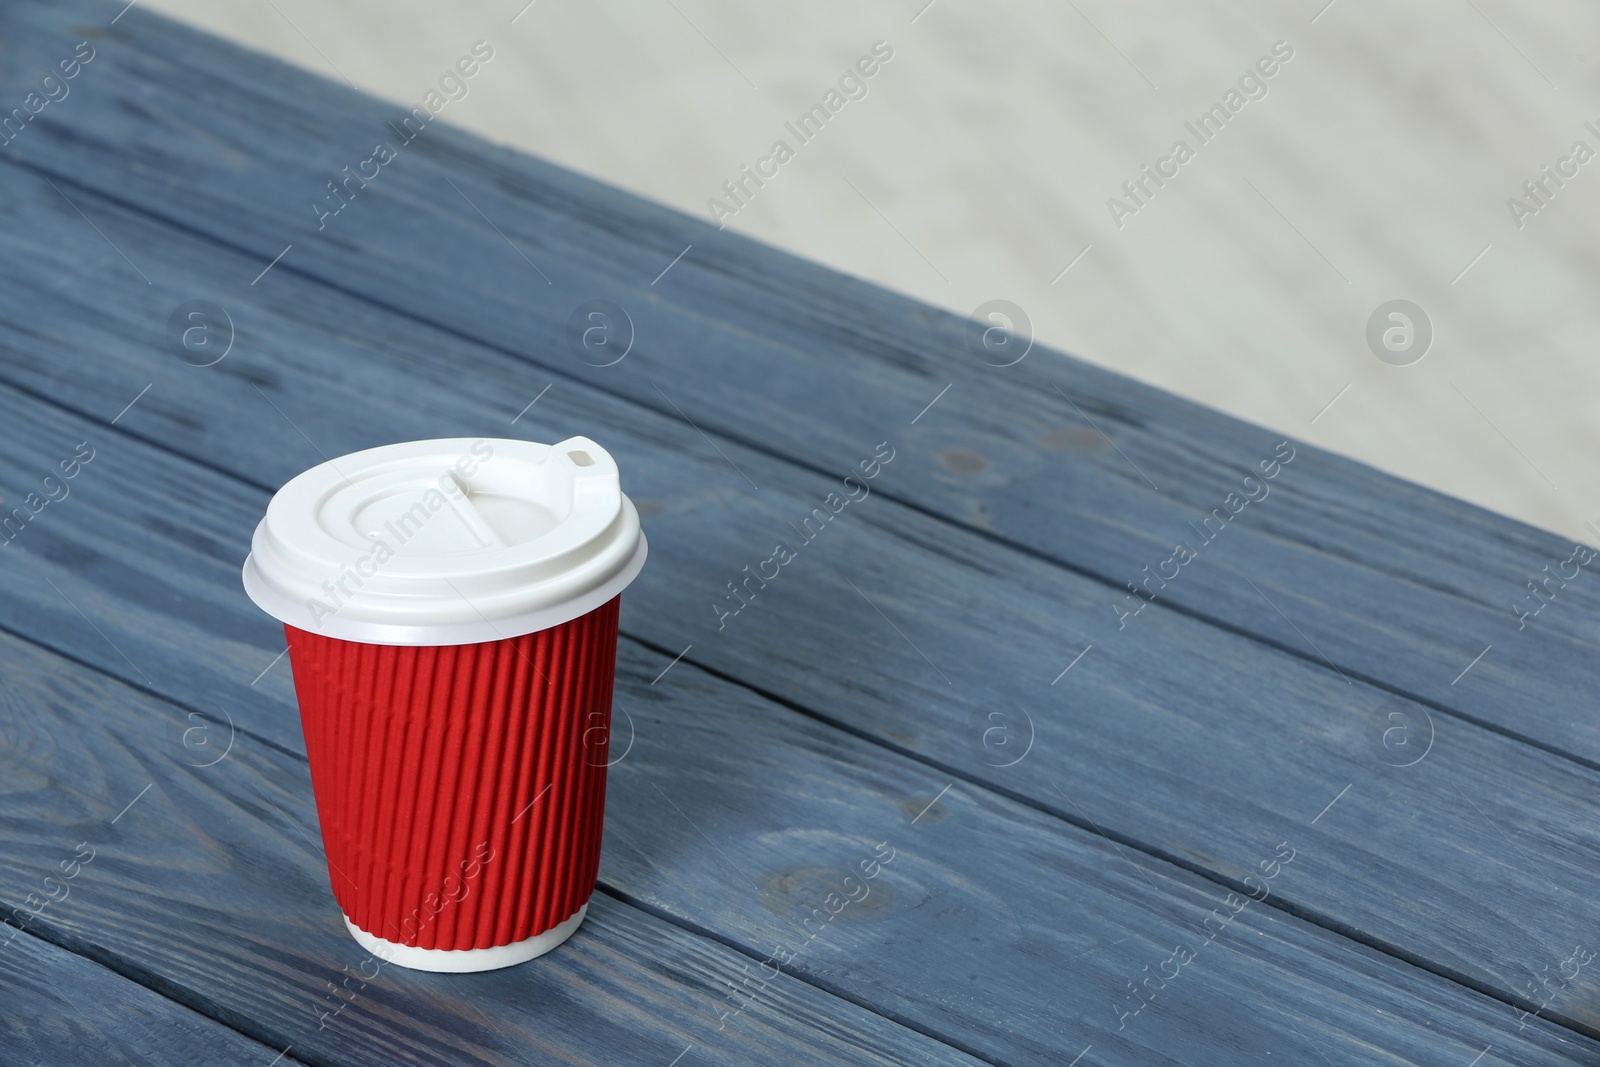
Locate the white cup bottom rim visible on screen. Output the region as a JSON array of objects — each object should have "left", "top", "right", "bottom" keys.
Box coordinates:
[{"left": 342, "top": 902, "right": 588, "bottom": 972}]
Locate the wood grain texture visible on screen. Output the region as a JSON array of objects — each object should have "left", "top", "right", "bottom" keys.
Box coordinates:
[
  {"left": 3, "top": 161, "right": 1600, "bottom": 1059},
  {"left": 1, "top": 0, "right": 1595, "bottom": 783},
  {"left": 0, "top": 928, "right": 300, "bottom": 1065},
  {"left": 599, "top": 640, "right": 1600, "bottom": 1066},
  {"left": 0, "top": 630, "right": 991, "bottom": 1067},
  {"left": 0, "top": 506, "right": 1595, "bottom": 1067}
]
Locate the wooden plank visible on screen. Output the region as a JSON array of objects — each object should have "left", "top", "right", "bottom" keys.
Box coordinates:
[
  {"left": 1, "top": 0, "right": 1596, "bottom": 779},
  {"left": 0, "top": 628, "right": 993, "bottom": 1067},
  {"left": 1, "top": 927, "right": 300, "bottom": 1064},
  {"left": 605, "top": 640, "right": 1600, "bottom": 1066},
  {"left": 3, "top": 167, "right": 1600, "bottom": 1057},
  {"left": 2, "top": 564, "right": 1596, "bottom": 1067}
]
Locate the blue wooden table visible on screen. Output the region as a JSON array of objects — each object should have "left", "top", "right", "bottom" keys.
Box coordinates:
[{"left": 4, "top": 3, "right": 1600, "bottom": 1064}]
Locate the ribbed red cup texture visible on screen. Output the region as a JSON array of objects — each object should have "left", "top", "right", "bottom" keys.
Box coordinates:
[{"left": 283, "top": 597, "right": 621, "bottom": 952}]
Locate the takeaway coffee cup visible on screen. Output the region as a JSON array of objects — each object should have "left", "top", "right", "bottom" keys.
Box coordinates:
[{"left": 242, "top": 437, "right": 646, "bottom": 972}]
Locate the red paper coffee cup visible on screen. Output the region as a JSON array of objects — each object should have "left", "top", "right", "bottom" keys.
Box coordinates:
[{"left": 242, "top": 437, "right": 646, "bottom": 972}]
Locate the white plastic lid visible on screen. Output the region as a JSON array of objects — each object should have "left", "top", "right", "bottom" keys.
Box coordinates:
[{"left": 242, "top": 436, "right": 646, "bottom": 646}]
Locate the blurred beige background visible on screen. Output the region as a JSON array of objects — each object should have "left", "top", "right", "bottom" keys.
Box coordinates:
[{"left": 148, "top": 0, "right": 1600, "bottom": 540}]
